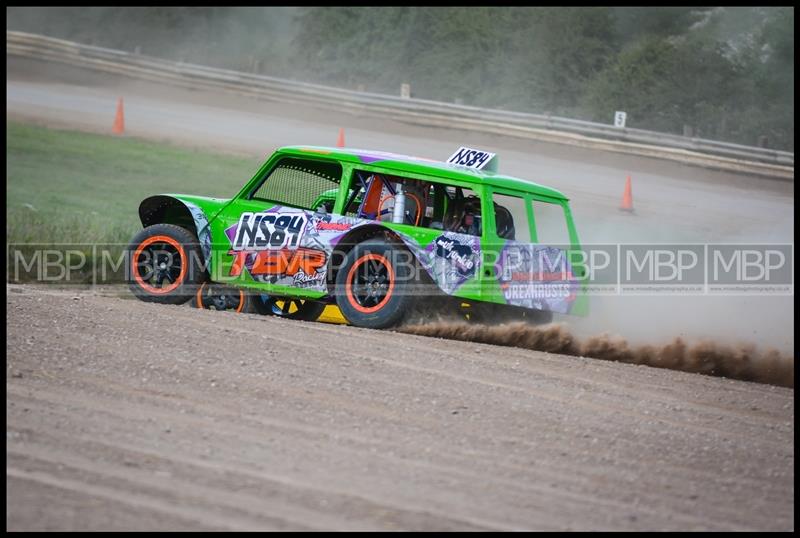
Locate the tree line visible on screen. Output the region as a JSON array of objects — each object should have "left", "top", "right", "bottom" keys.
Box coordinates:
[{"left": 8, "top": 7, "right": 794, "bottom": 150}]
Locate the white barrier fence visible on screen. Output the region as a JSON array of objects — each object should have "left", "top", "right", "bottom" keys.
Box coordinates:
[{"left": 7, "top": 31, "right": 794, "bottom": 180}]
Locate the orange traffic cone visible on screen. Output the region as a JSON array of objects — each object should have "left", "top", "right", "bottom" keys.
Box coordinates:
[
  {"left": 336, "top": 127, "right": 345, "bottom": 148},
  {"left": 619, "top": 175, "right": 634, "bottom": 212},
  {"left": 112, "top": 97, "right": 125, "bottom": 135}
]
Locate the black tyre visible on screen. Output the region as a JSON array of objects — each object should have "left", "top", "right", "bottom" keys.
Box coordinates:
[
  {"left": 334, "top": 238, "right": 416, "bottom": 329},
  {"left": 250, "top": 294, "right": 326, "bottom": 321},
  {"left": 127, "top": 224, "right": 207, "bottom": 304},
  {"left": 191, "top": 282, "right": 253, "bottom": 313}
]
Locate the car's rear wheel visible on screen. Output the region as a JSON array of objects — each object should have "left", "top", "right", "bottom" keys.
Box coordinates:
[
  {"left": 335, "top": 238, "right": 415, "bottom": 329},
  {"left": 128, "top": 224, "right": 206, "bottom": 304},
  {"left": 251, "top": 294, "right": 326, "bottom": 321}
]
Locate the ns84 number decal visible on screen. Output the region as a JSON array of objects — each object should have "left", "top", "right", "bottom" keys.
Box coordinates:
[
  {"left": 446, "top": 146, "right": 496, "bottom": 170},
  {"left": 232, "top": 212, "right": 307, "bottom": 251}
]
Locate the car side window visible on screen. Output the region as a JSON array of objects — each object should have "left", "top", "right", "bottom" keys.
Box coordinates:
[
  {"left": 492, "top": 193, "right": 531, "bottom": 242},
  {"left": 251, "top": 157, "right": 342, "bottom": 210},
  {"left": 531, "top": 200, "right": 571, "bottom": 247},
  {"left": 346, "top": 170, "right": 482, "bottom": 236},
  {"left": 440, "top": 185, "right": 482, "bottom": 237}
]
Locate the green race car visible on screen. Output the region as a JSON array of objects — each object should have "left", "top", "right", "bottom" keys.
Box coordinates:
[{"left": 128, "top": 145, "right": 587, "bottom": 328}]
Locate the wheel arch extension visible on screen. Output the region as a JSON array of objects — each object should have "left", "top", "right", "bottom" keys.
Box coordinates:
[{"left": 139, "top": 195, "right": 195, "bottom": 230}]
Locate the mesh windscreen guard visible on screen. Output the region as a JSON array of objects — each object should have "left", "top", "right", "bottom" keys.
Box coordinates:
[{"left": 252, "top": 158, "right": 342, "bottom": 210}]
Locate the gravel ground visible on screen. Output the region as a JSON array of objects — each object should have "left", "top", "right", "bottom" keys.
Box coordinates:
[{"left": 6, "top": 284, "right": 794, "bottom": 531}]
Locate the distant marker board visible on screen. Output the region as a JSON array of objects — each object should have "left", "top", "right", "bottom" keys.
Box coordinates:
[{"left": 446, "top": 147, "right": 498, "bottom": 172}]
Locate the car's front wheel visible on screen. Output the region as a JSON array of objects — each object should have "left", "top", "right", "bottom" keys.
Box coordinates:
[{"left": 127, "top": 223, "right": 206, "bottom": 304}]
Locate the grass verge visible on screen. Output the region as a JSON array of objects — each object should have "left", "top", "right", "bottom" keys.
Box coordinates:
[{"left": 7, "top": 121, "right": 263, "bottom": 244}]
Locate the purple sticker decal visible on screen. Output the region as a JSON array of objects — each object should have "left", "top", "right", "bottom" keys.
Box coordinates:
[
  {"left": 396, "top": 231, "right": 481, "bottom": 295},
  {"left": 224, "top": 224, "right": 237, "bottom": 244},
  {"left": 495, "top": 242, "right": 579, "bottom": 314}
]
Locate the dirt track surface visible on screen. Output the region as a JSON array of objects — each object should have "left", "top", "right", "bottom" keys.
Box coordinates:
[{"left": 6, "top": 285, "right": 794, "bottom": 531}]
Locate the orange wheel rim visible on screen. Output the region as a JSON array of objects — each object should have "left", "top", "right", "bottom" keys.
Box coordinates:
[
  {"left": 345, "top": 253, "right": 395, "bottom": 314},
  {"left": 195, "top": 282, "right": 207, "bottom": 308},
  {"left": 132, "top": 235, "right": 187, "bottom": 294}
]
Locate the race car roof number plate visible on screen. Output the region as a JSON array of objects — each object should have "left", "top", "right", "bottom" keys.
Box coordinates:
[{"left": 446, "top": 147, "right": 497, "bottom": 171}]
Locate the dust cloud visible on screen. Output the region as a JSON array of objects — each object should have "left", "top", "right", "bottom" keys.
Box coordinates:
[{"left": 399, "top": 321, "right": 794, "bottom": 388}]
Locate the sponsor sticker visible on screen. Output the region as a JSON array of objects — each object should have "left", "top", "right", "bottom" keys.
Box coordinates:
[
  {"left": 232, "top": 212, "right": 308, "bottom": 251},
  {"left": 446, "top": 147, "right": 497, "bottom": 170},
  {"left": 496, "top": 243, "right": 579, "bottom": 314}
]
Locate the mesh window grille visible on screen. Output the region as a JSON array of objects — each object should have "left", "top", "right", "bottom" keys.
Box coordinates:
[{"left": 251, "top": 158, "right": 342, "bottom": 210}]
